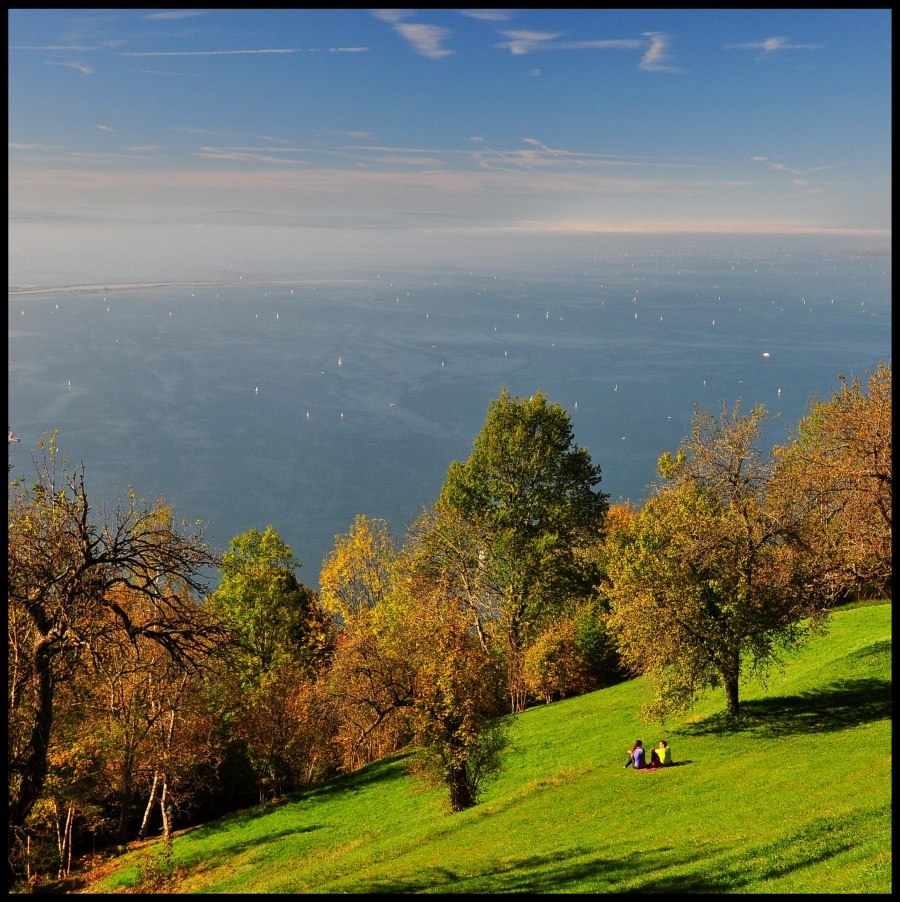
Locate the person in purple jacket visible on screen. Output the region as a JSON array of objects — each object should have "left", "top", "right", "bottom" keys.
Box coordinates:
[{"left": 625, "top": 740, "right": 647, "bottom": 769}]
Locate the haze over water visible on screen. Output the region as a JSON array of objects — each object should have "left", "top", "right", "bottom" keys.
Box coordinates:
[{"left": 8, "top": 231, "right": 891, "bottom": 587}]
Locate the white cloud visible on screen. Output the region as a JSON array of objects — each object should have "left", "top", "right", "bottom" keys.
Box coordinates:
[
  {"left": 13, "top": 45, "right": 95, "bottom": 51},
  {"left": 639, "top": 33, "right": 682, "bottom": 73},
  {"left": 459, "top": 9, "right": 513, "bottom": 21},
  {"left": 326, "top": 131, "right": 374, "bottom": 139},
  {"left": 329, "top": 47, "right": 369, "bottom": 53},
  {"left": 193, "top": 147, "right": 307, "bottom": 164},
  {"left": 143, "top": 10, "right": 209, "bottom": 20},
  {"left": 753, "top": 156, "right": 841, "bottom": 176},
  {"left": 496, "top": 31, "right": 563, "bottom": 55},
  {"left": 371, "top": 12, "right": 457, "bottom": 59},
  {"left": 9, "top": 142, "right": 65, "bottom": 151},
  {"left": 371, "top": 10, "right": 416, "bottom": 25},
  {"left": 393, "top": 23, "right": 454, "bottom": 59},
  {"left": 120, "top": 49, "right": 301, "bottom": 57},
  {"left": 725, "top": 36, "right": 821, "bottom": 57},
  {"left": 496, "top": 30, "right": 672, "bottom": 71},
  {"left": 44, "top": 60, "right": 94, "bottom": 75}
]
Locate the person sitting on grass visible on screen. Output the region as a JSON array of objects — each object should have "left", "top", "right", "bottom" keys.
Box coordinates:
[
  {"left": 656, "top": 740, "right": 672, "bottom": 766},
  {"left": 625, "top": 740, "right": 647, "bottom": 769}
]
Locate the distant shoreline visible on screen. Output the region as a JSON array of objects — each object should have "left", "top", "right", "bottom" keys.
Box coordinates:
[{"left": 8, "top": 278, "right": 368, "bottom": 296}]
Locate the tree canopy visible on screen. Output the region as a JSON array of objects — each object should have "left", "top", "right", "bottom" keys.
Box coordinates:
[
  {"left": 8, "top": 434, "right": 221, "bottom": 882},
  {"left": 420, "top": 388, "right": 609, "bottom": 712},
  {"left": 774, "top": 361, "right": 891, "bottom": 596},
  {"left": 603, "top": 402, "right": 832, "bottom": 720}
]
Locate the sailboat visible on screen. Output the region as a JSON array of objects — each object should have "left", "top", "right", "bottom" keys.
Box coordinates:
[{"left": 338, "top": 357, "right": 343, "bottom": 366}]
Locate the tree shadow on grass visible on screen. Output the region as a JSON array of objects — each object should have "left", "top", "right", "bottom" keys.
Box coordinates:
[
  {"left": 677, "top": 677, "right": 892, "bottom": 739},
  {"left": 346, "top": 803, "right": 887, "bottom": 893},
  {"left": 192, "top": 755, "right": 413, "bottom": 844},
  {"left": 280, "top": 751, "right": 416, "bottom": 808}
]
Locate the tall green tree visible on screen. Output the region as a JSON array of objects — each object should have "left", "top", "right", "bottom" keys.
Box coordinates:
[
  {"left": 7, "top": 434, "right": 221, "bottom": 883},
  {"left": 205, "top": 527, "right": 335, "bottom": 800},
  {"left": 418, "top": 388, "right": 608, "bottom": 712},
  {"left": 604, "top": 402, "right": 831, "bottom": 720},
  {"left": 207, "top": 526, "right": 334, "bottom": 685}
]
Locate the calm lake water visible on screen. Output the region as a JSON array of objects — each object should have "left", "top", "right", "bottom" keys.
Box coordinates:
[{"left": 8, "top": 232, "right": 891, "bottom": 587}]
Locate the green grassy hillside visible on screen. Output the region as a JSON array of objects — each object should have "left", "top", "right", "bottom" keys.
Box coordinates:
[{"left": 84, "top": 602, "right": 891, "bottom": 894}]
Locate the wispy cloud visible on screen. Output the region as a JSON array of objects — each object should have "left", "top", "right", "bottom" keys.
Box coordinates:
[
  {"left": 497, "top": 31, "right": 647, "bottom": 55},
  {"left": 143, "top": 10, "right": 209, "bottom": 20},
  {"left": 44, "top": 60, "right": 94, "bottom": 75},
  {"left": 371, "top": 10, "right": 416, "bottom": 25},
  {"left": 371, "top": 11, "right": 454, "bottom": 59},
  {"left": 495, "top": 30, "right": 679, "bottom": 72},
  {"left": 459, "top": 9, "right": 513, "bottom": 21},
  {"left": 725, "top": 36, "right": 822, "bottom": 59},
  {"left": 193, "top": 148, "right": 307, "bottom": 164},
  {"left": 136, "top": 69, "right": 207, "bottom": 77},
  {"left": 329, "top": 47, "right": 369, "bottom": 53},
  {"left": 120, "top": 49, "right": 301, "bottom": 57},
  {"left": 9, "top": 142, "right": 65, "bottom": 151},
  {"left": 13, "top": 45, "right": 96, "bottom": 52},
  {"left": 752, "top": 155, "right": 841, "bottom": 176},
  {"left": 96, "top": 124, "right": 119, "bottom": 135},
  {"left": 496, "top": 31, "right": 560, "bottom": 55},
  {"left": 395, "top": 24, "right": 454, "bottom": 59},
  {"left": 169, "top": 126, "right": 219, "bottom": 136},
  {"left": 639, "top": 33, "right": 682, "bottom": 73}
]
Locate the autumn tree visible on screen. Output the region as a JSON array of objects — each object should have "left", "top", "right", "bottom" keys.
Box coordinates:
[
  {"left": 7, "top": 434, "right": 222, "bottom": 883},
  {"left": 319, "top": 515, "right": 510, "bottom": 807},
  {"left": 402, "top": 578, "right": 509, "bottom": 811},
  {"left": 522, "top": 603, "right": 619, "bottom": 705},
  {"left": 319, "top": 514, "right": 397, "bottom": 622},
  {"left": 205, "top": 526, "right": 336, "bottom": 800},
  {"left": 24, "top": 672, "right": 105, "bottom": 881},
  {"left": 604, "top": 402, "right": 832, "bottom": 721},
  {"left": 416, "top": 389, "right": 609, "bottom": 713},
  {"left": 324, "top": 537, "right": 509, "bottom": 809},
  {"left": 324, "top": 597, "right": 415, "bottom": 771},
  {"left": 774, "top": 361, "right": 891, "bottom": 597}
]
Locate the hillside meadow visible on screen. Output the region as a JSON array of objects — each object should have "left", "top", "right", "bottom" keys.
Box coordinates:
[{"left": 77, "top": 600, "right": 890, "bottom": 894}]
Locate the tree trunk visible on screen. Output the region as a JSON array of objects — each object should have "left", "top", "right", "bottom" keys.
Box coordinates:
[
  {"left": 10, "top": 640, "right": 55, "bottom": 832},
  {"left": 159, "top": 777, "right": 171, "bottom": 842},
  {"left": 137, "top": 773, "right": 160, "bottom": 840},
  {"left": 9, "top": 640, "right": 55, "bottom": 886},
  {"left": 724, "top": 656, "right": 741, "bottom": 717},
  {"left": 54, "top": 799, "right": 75, "bottom": 879},
  {"left": 54, "top": 799, "right": 65, "bottom": 880},
  {"left": 506, "top": 628, "right": 527, "bottom": 714},
  {"left": 447, "top": 764, "right": 475, "bottom": 812},
  {"left": 65, "top": 803, "right": 75, "bottom": 878}
]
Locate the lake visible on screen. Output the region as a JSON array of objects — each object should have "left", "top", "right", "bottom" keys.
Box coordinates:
[{"left": 8, "top": 230, "right": 891, "bottom": 587}]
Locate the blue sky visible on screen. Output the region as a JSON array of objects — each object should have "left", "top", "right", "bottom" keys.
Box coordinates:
[{"left": 8, "top": 9, "right": 892, "bottom": 282}]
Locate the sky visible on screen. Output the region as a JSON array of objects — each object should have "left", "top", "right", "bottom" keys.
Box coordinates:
[{"left": 8, "top": 9, "right": 893, "bottom": 283}]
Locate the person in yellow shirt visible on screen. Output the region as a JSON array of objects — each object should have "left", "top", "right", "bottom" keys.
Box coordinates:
[{"left": 656, "top": 740, "right": 672, "bottom": 766}]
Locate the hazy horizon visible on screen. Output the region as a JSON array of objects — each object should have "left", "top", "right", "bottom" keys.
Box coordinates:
[{"left": 9, "top": 9, "right": 892, "bottom": 284}]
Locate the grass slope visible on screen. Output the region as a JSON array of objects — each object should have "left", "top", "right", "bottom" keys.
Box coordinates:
[{"left": 86, "top": 602, "right": 891, "bottom": 894}]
